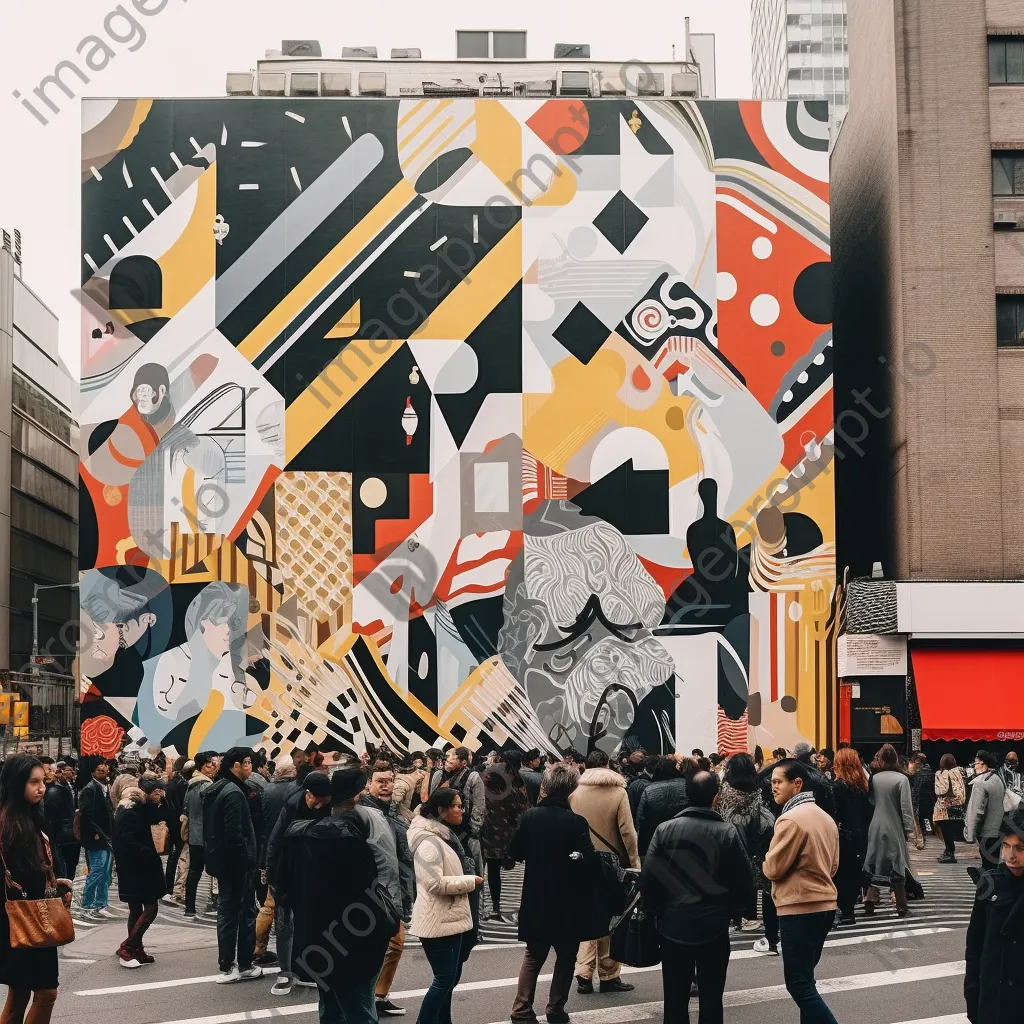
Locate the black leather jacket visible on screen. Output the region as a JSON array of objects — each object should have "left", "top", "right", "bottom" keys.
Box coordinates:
[
  {"left": 965, "top": 864, "right": 1024, "bottom": 1024},
  {"left": 43, "top": 781, "right": 76, "bottom": 846},
  {"left": 640, "top": 806, "right": 755, "bottom": 944}
]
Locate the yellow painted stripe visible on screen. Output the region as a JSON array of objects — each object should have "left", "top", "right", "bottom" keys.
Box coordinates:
[
  {"left": 416, "top": 113, "right": 477, "bottom": 175},
  {"left": 286, "top": 220, "right": 523, "bottom": 461},
  {"left": 397, "top": 98, "right": 428, "bottom": 128},
  {"left": 398, "top": 100, "right": 452, "bottom": 151},
  {"left": 402, "top": 115, "right": 455, "bottom": 168},
  {"left": 237, "top": 178, "right": 417, "bottom": 363}
]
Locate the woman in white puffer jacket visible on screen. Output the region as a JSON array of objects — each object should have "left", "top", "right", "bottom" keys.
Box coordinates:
[{"left": 408, "top": 789, "right": 482, "bottom": 1024}]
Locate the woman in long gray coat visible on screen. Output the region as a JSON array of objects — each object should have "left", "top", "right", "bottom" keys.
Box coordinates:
[{"left": 863, "top": 744, "right": 914, "bottom": 916}]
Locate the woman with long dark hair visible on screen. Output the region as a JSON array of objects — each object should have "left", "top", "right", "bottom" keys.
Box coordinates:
[
  {"left": 932, "top": 753, "right": 966, "bottom": 863},
  {"left": 0, "top": 755, "right": 70, "bottom": 1023},
  {"left": 863, "top": 743, "right": 914, "bottom": 916},
  {"left": 831, "top": 748, "right": 872, "bottom": 923},
  {"left": 480, "top": 750, "right": 529, "bottom": 923}
]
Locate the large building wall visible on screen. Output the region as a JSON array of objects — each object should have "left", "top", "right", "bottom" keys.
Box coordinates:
[{"left": 78, "top": 97, "right": 834, "bottom": 760}]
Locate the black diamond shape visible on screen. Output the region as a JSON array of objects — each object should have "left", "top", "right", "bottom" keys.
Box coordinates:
[
  {"left": 552, "top": 301, "right": 611, "bottom": 365},
  {"left": 593, "top": 190, "right": 649, "bottom": 254}
]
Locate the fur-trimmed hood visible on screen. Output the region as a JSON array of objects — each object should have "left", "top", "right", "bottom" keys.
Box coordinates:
[
  {"left": 576, "top": 767, "right": 626, "bottom": 789},
  {"left": 117, "top": 787, "right": 147, "bottom": 809}
]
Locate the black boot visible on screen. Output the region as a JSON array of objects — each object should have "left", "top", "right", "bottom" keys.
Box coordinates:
[
  {"left": 600, "top": 979, "right": 635, "bottom": 993},
  {"left": 576, "top": 976, "right": 593, "bottom": 994}
]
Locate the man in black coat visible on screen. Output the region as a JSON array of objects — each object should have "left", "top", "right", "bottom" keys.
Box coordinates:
[
  {"left": 520, "top": 750, "right": 543, "bottom": 807},
  {"left": 507, "top": 763, "right": 603, "bottom": 1024},
  {"left": 203, "top": 747, "right": 261, "bottom": 983},
  {"left": 281, "top": 769, "right": 396, "bottom": 1021},
  {"left": 641, "top": 771, "right": 755, "bottom": 1024},
  {"left": 79, "top": 758, "right": 115, "bottom": 919},
  {"left": 964, "top": 810, "right": 1024, "bottom": 1023},
  {"left": 43, "top": 761, "right": 78, "bottom": 879}
]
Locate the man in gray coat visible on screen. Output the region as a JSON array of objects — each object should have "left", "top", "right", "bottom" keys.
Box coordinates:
[{"left": 965, "top": 750, "right": 1007, "bottom": 871}]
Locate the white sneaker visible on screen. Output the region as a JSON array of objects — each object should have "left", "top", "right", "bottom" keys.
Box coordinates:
[
  {"left": 295, "top": 980, "right": 317, "bottom": 988},
  {"left": 752, "top": 937, "right": 779, "bottom": 954},
  {"left": 216, "top": 968, "right": 241, "bottom": 984},
  {"left": 236, "top": 966, "right": 263, "bottom": 982},
  {"left": 159, "top": 895, "right": 179, "bottom": 907},
  {"left": 741, "top": 918, "right": 761, "bottom": 932},
  {"left": 271, "top": 976, "right": 294, "bottom": 996},
  {"left": 118, "top": 955, "right": 142, "bottom": 969},
  {"left": 96, "top": 907, "right": 122, "bottom": 919}
]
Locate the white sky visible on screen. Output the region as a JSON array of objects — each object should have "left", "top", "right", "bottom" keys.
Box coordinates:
[{"left": 0, "top": 0, "right": 752, "bottom": 373}]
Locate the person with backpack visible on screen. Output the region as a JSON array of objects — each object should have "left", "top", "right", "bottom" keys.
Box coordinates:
[
  {"left": 78, "top": 756, "right": 116, "bottom": 921},
  {"left": 202, "top": 747, "right": 261, "bottom": 984},
  {"left": 280, "top": 768, "right": 397, "bottom": 1023},
  {"left": 933, "top": 753, "right": 967, "bottom": 863}
]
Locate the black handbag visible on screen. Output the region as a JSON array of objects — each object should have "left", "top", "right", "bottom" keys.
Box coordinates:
[{"left": 609, "top": 876, "right": 661, "bottom": 968}]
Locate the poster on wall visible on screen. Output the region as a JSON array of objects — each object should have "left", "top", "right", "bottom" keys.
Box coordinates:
[
  {"left": 78, "top": 96, "right": 835, "bottom": 760},
  {"left": 838, "top": 634, "right": 908, "bottom": 677},
  {"left": 849, "top": 678, "right": 907, "bottom": 743}
]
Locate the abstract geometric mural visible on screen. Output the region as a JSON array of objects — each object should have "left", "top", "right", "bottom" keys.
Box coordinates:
[{"left": 79, "top": 97, "right": 835, "bottom": 759}]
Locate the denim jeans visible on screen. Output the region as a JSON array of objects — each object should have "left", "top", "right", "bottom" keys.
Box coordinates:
[
  {"left": 216, "top": 870, "right": 257, "bottom": 972},
  {"left": 317, "top": 977, "right": 378, "bottom": 1024},
  {"left": 420, "top": 932, "right": 468, "bottom": 1024},
  {"left": 779, "top": 911, "right": 839, "bottom": 1024},
  {"left": 82, "top": 848, "right": 112, "bottom": 910}
]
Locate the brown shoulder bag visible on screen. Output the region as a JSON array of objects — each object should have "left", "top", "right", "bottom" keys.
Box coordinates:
[{"left": 0, "top": 835, "right": 75, "bottom": 949}]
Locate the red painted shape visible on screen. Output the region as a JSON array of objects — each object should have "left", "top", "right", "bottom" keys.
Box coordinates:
[
  {"left": 526, "top": 100, "right": 590, "bottom": 155},
  {"left": 631, "top": 365, "right": 651, "bottom": 391},
  {"left": 839, "top": 684, "right": 852, "bottom": 744}
]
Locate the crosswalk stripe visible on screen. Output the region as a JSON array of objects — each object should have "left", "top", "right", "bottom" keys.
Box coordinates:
[{"left": 144, "top": 960, "right": 969, "bottom": 1024}]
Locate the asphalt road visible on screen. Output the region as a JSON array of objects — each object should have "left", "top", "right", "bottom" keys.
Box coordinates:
[{"left": 8, "top": 848, "right": 978, "bottom": 1024}]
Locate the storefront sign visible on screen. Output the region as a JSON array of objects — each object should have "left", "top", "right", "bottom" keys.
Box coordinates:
[{"left": 838, "top": 634, "right": 908, "bottom": 677}]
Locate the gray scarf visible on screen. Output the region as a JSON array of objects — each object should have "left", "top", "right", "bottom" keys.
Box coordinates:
[{"left": 782, "top": 790, "right": 816, "bottom": 815}]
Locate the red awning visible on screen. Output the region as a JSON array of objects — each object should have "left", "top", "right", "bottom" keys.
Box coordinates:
[{"left": 912, "top": 647, "right": 1024, "bottom": 741}]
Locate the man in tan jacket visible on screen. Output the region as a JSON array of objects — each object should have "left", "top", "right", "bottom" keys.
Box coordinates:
[
  {"left": 763, "top": 759, "right": 840, "bottom": 1024},
  {"left": 567, "top": 752, "right": 640, "bottom": 995}
]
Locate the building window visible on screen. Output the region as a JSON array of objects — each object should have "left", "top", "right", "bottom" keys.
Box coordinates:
[
  {"left": 456, "top": 31, "right": 489, "bottom": 58},
  {"left": 457, "top": 30, "right": 525, "bottom": 59},
  {"left": 989, "top": 37, "right": 1024, "bottom": 83},
  {"left": 997, "top": 295, "right": 1024, "bottom": 345},
  {"left": 993, "top": 152, "right": 1024, "bottom": 195},
  {"left": 492, "top": 31, "right": 526, "bottom": 58}
]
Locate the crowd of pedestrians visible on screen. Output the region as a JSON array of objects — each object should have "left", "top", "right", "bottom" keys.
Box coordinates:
[{"left": 0, "top": 740, "right": 1020, "bottom": 1023}]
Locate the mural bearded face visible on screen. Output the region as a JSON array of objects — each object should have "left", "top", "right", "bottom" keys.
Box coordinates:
[{"left": 132, "top": 383, "right": 166, "bottom": 417}]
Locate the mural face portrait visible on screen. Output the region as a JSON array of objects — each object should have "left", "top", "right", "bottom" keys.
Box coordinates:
[
  {"left": 132, "top": 382, "right": 166, "bottom": 416},
  {"left": 499, "top": 501, "right": 674, "bottom": 755}
]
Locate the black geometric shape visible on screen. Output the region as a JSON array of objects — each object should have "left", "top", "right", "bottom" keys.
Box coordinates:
[
  {"left": 415, "top": 148, "right": 473, "bottom": 194},
  {"left": 408, "top": 614, "right": 438, "bottom": 714},
  {"left": 109, "top": 255, "right": 163, "bottom": 309},
  {"left": 593, "top": 190, "right": 649, "bottom": 254},
  {"left": 793, "top": 262, "right": 832, "bottom": 324},
  {"left": 786, "top": 103, "right": 829, "bottom": 153},
  {"left": 573, "top": 460, "right": 669, "bottom": 535},
  {"left": 126, "top": 317, "right": 170, "bottom": 343},
  {"left": 451, "top": 596, "right": 505, "bottom": 663},
  {"left": 87, "top": 420, "right": 118, "bottom": 456},
  {"left": 552, "top": 301, "right": 611, "bottom": 365}
]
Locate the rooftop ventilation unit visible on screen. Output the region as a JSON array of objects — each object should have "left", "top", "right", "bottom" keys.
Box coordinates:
[
  {"left": 226, "top": 72, "right": 255, "bottom": 96},
  {"left": 322, "top": 72, "right": 352, "bottom": 96},
  {"left": 422, "top": 79, "right": 479, "bottom": 97},
  {"left": 636, "top": 72, "right": 665, "bottom": 96},
  {"left": 554, "top": 43, "right": 590, "bottom": 58},
  {"left": 391, "top": 48, "right": 422, "bottom": 59},
  {"left": 289, "top": 73, "right": 320, "bottom": 96},
  {"left": 282, "top": 40, "right": 322, "bottom": 57},
  {"left": 559, "top": 70, "right": 591, "bottom": 97},
  {"left": 258, "top": 73, "right": 286, "bottom": 97},
  {"left": 343, "top": 46, "right": 378, "bottom": 59},
  {"left": 671, "top": 71, "right": 699, "bottom": 96}
]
